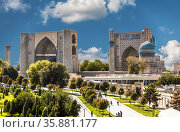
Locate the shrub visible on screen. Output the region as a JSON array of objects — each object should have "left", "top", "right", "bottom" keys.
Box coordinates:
[
  {"left": 22, "top": 78, "right": 28, "bottom": 85},
  {"left": 75, "top": 78, "right": 84, "bottom": 88},
  {"left": 3, "top": 75, "right": 9, "bottom": 84},
  {"left": 69, "top": 82, "right": 76, "bottom": 90},
  {"left": 117, "top": 88, "right": 124, "bottom": 98},
  {"left": 30, "top": 84, "right": 36, "bottom": 90},
  {"left": 16, "top": 75, "right": 25, "bottom": 85},
  {"left": 95, "top": 83, "right": 100, "bottom": 90},
  {"left": 109, "top": 85, "right": 116, "bottom": 93},
  {"left": 8, "top": 78, "right": 13, "bottom": 85},
  {"left": 80, "top": 86, "right": 96, "bottom": 103},
  {"left": 82, "top": 81, "right": 87, "bottom": 87},
  {"left": 124, "top": 90, "right": 131, "bottom": 98},
  {"left": 93, "top": 98, "right": 109, "bottom": 111},
  {"left": 87, "top": 81, "right": 95, "bottom": 88},
  {"left": 99, "top": 81, "right": 109, "bottom": 93},
  {"left": 3, "top": 87, "right": 9, "bottom": 96},
  {"left": 130, "top": 92, "right": 139, "bottom": 103}
]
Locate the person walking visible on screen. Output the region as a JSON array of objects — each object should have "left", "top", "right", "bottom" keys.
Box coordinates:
[
  {"left": 91, "top": 111, "right": 93, "bottom": 117},
  {"left": 111, "top": 101, "right": 113, "bottom": 105},
  {"left": 117, "top": 101, "right": 119, "bottom": 106}
]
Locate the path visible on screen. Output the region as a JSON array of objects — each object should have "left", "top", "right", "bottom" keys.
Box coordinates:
[
  {"left": 102, "top": 95, "right": 145, "bottom": 117},
  {"left": 66, "top": 91, "right": 96, "bottom": 117}
]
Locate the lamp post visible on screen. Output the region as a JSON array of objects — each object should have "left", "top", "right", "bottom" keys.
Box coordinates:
[
  {"left": 109, "top": 105, "right": 111, "bottom": 117},
  {"left": 84, "top": 108, "right": 85, "bottom": 117}
]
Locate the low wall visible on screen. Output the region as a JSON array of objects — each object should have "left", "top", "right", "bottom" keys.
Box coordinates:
[{"left": 78, "top": 71, "right": 127, "bottom": 77}]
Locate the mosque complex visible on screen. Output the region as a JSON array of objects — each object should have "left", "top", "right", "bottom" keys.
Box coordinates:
[
  {"left": 3, "top": 28, "right": 167, "bottom": 84},
  {"left": 3, "top": 28, "right": 175, "bottom": 108}
]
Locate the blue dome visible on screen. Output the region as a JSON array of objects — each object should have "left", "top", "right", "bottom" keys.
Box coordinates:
[{"left": 139, "top": 41, "right": 155, "bottom": 57}]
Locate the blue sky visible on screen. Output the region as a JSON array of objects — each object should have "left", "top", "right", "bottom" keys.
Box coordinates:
[{"left": 0, "top": 0, "right": 180, "bottom": 70}]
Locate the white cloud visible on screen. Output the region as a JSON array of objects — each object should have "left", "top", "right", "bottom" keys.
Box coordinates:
[
  {"left": 158, "top": 26, "right": 174, "bottom": 35},
  {"left": 78, "top": 47, "right": 108, "bottom": 64},
  {"left": 159, "top": 40, "right": 180, "bottom": 70},
  {"left": 107, "top": 0, "right": 136, "bottom": 13},
  {"left": 41, "top": 0, "right": 136, "bottom": 24},
  {"left": 4, "top": 0, "right": 30, "bottom": 12}
]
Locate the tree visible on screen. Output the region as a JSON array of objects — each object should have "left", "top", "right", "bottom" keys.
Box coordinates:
[
  {"left": 16, "top": 75, "right": 25, "bottom": 85},
  {"left": 2, "top": 66, "right": 18, "bottom": 80},
  {"left": 109, "top": 85, "right": 116, "bottom": 94},
  {"left": 170, "top": 89, "right": 180, "bottom": 111},
  {"left": 80, "top": 60, "right": 89, "bottom": 71},
  {"left": 8, "top": 78, "right": 13, "bottom": 86},
  {"left": 22, "top": 78, "right": 28, "bottom": 85},
  {"left": 139, "top": 58, "right": 147, "bottom": 74},
  {"left": 130, "top": 93, "right": 139, "bottom": 104},
  {"left": 41, "top": 107, "right": 48, "bottom": 117},
  {"left": 3, "top": 75, "right": 9, "bottom": 84},
  {"left": 95, "top": 83, "right": 100, "bottom": 90},
  {"left": 87, "top": 81, "right": 95, "bottom": 88},
  {"left": 82, "top": 81, "right": 87, "bottom": 87},
  {"left": 118, "top": 88, "right": 124, "bottom": 99},
  {"left": 39, "top": 62, "right": 70, "bottom": 88},
  {"left": 3, "top": 87, "right": 9, "bottom": 96},
  {"left": 124, "top": 90, "right": 131, "bottom": 98},
  {"left": 96, "top": 99, "right": 109, "bottom": 112},
  {"left": 27, "top": 60, "right": 51, "bottom": 86},
  {"left": 140, "top": 96, "right": 148, "bottom": 109},
  {"left": 99, "top": 81, "right": 109, "bottom": 93},
  {"left": 126, "top": 56, "right": 140, "bottom": 74},
  {"left": 69, "top": 82, "right": 76, "bottom": 92},
  {"left": 68, "top": 100, "right": 81, "bottom": 117},
  {"left": 157, "top": 72, "right": 176, "bottom": 86},
  {"left": 9, "top": 100, "right": 16, "bottom": 116},
  {"left": 80, "top": 60, "right": 109, "bottom": 71},
  {"left": 144, "top": 83, "right": 161, "bottom": 107},
  {"left": 80, "top": 87, "right": 97, "bottom": 103},
  {"left": 4, "top": 101, "right": 10, "bottom": 112},
  {"left": 75, "top": 78, "right": 84, "bottom": 88}
]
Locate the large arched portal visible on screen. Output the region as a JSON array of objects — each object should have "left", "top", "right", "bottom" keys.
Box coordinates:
[
  {"left": 35, "top": 37, "right": 57, "bottom": 62},
  {"left": 122, "top": 46, "right": 139, "bottom": 71}
]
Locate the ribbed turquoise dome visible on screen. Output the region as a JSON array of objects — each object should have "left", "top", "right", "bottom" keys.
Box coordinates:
[{"left": 139, "top": 41, "right": 155, "bottom": 57}]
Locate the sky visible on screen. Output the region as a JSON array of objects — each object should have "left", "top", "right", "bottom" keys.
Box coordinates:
[{"left": 0, "top": 0, "right": 180, "bottom": 70}]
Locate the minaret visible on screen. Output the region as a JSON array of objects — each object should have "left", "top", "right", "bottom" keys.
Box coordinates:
[
  {"left": 6, "top": 44, "right": 11, "bottom": 65},
  {"left": 109, "top": 30, "right": 115, "bottom": 74}
]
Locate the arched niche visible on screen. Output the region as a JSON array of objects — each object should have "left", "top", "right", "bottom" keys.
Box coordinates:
[
  {"left": 35, "top": 37, "right": 57, "bottom": 62},
  {"left": 72, "top": 45, "right": 76, "bottom": 55},
  {"left": 72, "top": 34, "right": 76, "bottom": 43},
  {"left": 121, "top": 46, "right": 139, "bottom": 71}
]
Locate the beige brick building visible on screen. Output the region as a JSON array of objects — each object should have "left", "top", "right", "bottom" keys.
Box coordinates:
[
  {"left": 20, "top": 30, "right": 79, "bottom": 77},
  {"left": 109, "top": 28, "right": 165, "bottom": 74}
]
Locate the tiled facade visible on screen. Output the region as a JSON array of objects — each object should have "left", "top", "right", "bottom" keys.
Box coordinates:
[
  {"left": 109, "top": 28, "right": 165, "bottom": 74},
  {"left": 20, "top": 30, "right": 79, "bottom": 77}
]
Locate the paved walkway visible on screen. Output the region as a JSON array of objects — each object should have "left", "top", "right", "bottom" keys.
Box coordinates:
[
  {"left": 66, "top": 91, "right": 96, "bottom": 117},
  {"left": 65, "top": 90, "right": 144, "bottom": 117},
  {"left": 102, "top": 96, "right": 145, "bottom": 117}
]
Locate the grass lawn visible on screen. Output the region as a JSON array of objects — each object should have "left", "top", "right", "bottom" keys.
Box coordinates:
[
  {"left": 78, "top": 96, "right": 115, "bottom": 117},
  {"left": 114, "top": 97, "right": 136, "bottom": 103},
  {"left": 0, "top": 93, "right": 14, "bottom": 109},
  {"left": 125, "top": 104, "right": 160, "bottom": 117},
  {"left": 63, "top": 89, "right": 80, "bottom": 92},
  {"left": 0, "top": 112, "right": 11, "bottom": 117}
]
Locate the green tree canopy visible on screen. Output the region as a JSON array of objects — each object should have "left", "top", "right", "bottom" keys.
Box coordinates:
[
  {"left": 144, "top": 83, "right": 161, "bottom": 107},
  {"left": 40, "top": 62, "right": 70, "bottom": 88},
  {"left": 117, "top": 88, "right": 124, "bottom": 98},
  {"left": 99, "top": 81, "right": 110, "bottom": 93},
  {"left": 75, "top": 78, "right": 84, "bottom": 88},
  {"left": 109, "top": 85, "right": 116, "bottom": 93},
  {"left": 2, "top": 66, "right": 18, "bottom": 80},
  {"left": 27, "top": 60, "right": 51, "bottom": 86}
]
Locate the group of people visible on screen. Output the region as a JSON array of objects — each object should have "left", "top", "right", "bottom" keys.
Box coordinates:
[{"left": 116, "top": 111, "right": 122, "bottom": 117}]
